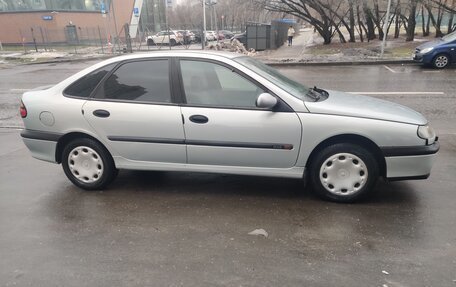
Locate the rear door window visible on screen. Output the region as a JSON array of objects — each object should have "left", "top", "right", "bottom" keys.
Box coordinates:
[
  {"left": 99, "top": 60, "right": 171, "bottom": 103},
  {"left": 64, "top": 63, "right": 115, "bottom": 98}
]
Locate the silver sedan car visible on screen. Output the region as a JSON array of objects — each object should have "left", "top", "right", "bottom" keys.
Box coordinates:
[{"left": 20, "top": 51, "right": 439, "bottom": 202}]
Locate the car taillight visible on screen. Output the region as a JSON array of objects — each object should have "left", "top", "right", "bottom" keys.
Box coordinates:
[{"left": 20, "top": 100, "right": 27, "bottom": 118}]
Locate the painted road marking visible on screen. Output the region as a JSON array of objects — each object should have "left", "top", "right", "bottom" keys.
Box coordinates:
[
  {"left": 383, "top": 65, "right": 397, "bottom": 73},
  {"left": 349, "top": 92, "right": 445, "bottom": 95}
]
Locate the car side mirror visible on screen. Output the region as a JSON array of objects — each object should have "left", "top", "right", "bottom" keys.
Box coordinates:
[{"left": 256, "top": 93, "right": 278, "bottom": 109}]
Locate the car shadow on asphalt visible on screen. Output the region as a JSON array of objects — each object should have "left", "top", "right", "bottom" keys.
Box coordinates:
[
  {"left": 99, "top": 170, "right": 420, "bottom": 205},
  {"left": 418, "top": 64, "right": 456, "bottom": 70}
]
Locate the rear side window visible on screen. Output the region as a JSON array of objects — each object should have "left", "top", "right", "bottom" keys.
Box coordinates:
[
  {"left": 100, "top": 60, "right": 171, "bottom": 103},
  {"left": 64, "top": 64, "right": 115, "bottom": 98}
]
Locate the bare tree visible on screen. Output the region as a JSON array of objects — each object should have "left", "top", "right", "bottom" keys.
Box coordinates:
[{"left": 263, "top": 0, "right": 338, "bottom": 44}]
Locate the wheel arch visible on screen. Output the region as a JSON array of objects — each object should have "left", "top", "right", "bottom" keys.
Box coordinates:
[
  {"left": 433, "top": 51, "right": 452, "bottom": 64},
  {"left": 305, "top": 134, "right": 386, "bottom": 178},
  {"left": 55, "top": 132, "right": 110, "bottom": 164}
]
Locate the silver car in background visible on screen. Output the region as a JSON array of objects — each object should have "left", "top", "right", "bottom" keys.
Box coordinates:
[{"left": 20, "top": 51, "right": 439, "bottom": 202}]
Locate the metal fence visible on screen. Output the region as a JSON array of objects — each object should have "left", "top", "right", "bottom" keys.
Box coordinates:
[
  {"left": 15, "top": 25, "right": 110, "bottom": 54},
  {"left": 4, "top": 23, "right": 267, "bottom": 55},
  {"left": 8, "top": 24, "right": 209, "bottom": 54}
]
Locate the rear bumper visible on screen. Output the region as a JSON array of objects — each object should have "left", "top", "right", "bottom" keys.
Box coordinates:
[
  {"left": 382, "top": 141, "right": 439, "bottom": 180},
  {"left": 21, "top": 129, "right": 61, "bottom": 163},
  {"left": 22, "top": 137, "right": 58, "bottom": 163}
]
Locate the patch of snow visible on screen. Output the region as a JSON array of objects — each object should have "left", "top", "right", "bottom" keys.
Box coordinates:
[{"left": 248, "top": 229, "right": 268, "bottom": 238}]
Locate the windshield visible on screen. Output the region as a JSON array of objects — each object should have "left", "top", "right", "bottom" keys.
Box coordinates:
[
  {"left": 442, "top": 31, "right": 456, "bottom": 42},
  {"left": 234, "top": 56, "right": 310, "bottom": 100}
]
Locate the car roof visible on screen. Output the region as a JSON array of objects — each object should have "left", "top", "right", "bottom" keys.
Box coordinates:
[
  {"left": 97, "top": 51, "right": 243, "bottom": 65},
  {"left": 52, "top": 51, "right": 247, "bottom": 92}
]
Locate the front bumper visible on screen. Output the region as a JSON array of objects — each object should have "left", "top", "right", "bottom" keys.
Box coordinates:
[
  {"left": 413, "top": 52, "right": 435, "bottom": 64},
  {"left": 412, "top": 53, "right": 423, "bottom": 62},
  {"left": 382, "top": 141, "right": 440, "bottom": 180}
]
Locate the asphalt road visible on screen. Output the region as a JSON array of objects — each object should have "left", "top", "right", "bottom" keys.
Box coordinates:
[{"left": 0, "top": 61, "right": 455, "bottom": 286}]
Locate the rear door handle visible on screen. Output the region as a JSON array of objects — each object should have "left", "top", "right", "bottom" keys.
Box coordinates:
[
  {"left": 93, "top": 109, "right": 110, "bottom": 118},
  {"left": 189, "top": 115, "right": 208, "bottom": 124}
]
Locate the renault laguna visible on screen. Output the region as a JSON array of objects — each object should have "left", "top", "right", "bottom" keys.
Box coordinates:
[{"left": 20, "top": 51, "right": 439, "bottom": 202}]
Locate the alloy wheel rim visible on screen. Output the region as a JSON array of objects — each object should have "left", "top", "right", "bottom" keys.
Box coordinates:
[
  {"left": 435, "top": 56, "right": 448, "bottom": 68},
  {"left": 319, "top": 153, "right": 368, "bottom": 196},
  {"left": 68, "top": 146, "right": 103, "bottom": 183}
]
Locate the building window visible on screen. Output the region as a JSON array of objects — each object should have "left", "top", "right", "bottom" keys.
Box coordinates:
[{"left": 0, "top": 0, "right": 111, "bottom": 12}]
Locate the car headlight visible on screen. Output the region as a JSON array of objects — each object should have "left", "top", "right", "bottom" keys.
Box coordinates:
[
  {"left": 418, "top": 125, "right": 436, "bottom": 140},
  {"left": 420, "top": 47, "right": 434, "bottom": 54}
]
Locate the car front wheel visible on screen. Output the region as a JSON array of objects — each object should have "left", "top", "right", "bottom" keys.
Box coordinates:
[
  {"left": 309, "top": 143, "right": 379, "bottom": 203},
  {"left": 432, "top": 54, "right": 450, "bottom": 69},
  {"left": 62, "top": 138, "right": 118, "bottom": 190}
]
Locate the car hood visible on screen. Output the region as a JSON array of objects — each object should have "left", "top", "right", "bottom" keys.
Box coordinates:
[
  {"left": 417, "top": 39, "right": 443, "bottom": 50},
  {"left": 304, "top": 90, "right": 427, "bottom": 125}
]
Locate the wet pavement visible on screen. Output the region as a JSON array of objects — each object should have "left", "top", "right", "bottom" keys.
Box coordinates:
[{"left": 1, "top": 61, "right": 456, "bottom": 286}]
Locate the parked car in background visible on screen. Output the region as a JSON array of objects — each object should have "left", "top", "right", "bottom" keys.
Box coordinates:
[
  {"left": 217, "top": 32, "right": 225, "bottom": 40},
  {"left": 178, "top": 30, "right": 195, "bottom": 44},
  {"left": 20, "top": 51, "right": 439, "bottom": 203},
  {"left": 146, "top": 30, "right": 183, "bottom": 46},
  {"left": 232, "top": 32, "right": 247, "bottom": 46},
  {"left": 204, "top": 31, "right": 214, "bottom": 41},
  {"left": 206, "top": 31, "right": 218, "bottom": 41},
  {"left": 219, "top": 30, "right": 235, "bottom": 40},
  {"left": 413, "top": 30, "right": 456, "bottom": 68},
  {"left": 191, "top": 30, "right": 202, "bottom": 43}
]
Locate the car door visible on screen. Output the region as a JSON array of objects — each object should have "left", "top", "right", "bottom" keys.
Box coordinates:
[
  {"left": 450, "top": 39, "right": 456, "bottom": 62},
  {"left": 178, "top": 59, "right": 302, "bottom": 168},
  {"left": 83, "top": 58, "right": 186, "bottom": 164},
  {"left": 154, "top": 32, "right": 169, "bottom": 44}
]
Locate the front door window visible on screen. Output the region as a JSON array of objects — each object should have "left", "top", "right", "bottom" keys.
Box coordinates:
[{"left": 180, "top": 60, "right": 265, "bottom": 108}]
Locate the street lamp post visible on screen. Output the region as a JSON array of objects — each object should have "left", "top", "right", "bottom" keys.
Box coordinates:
[{"left": 202, "top": 0, "right": 206, "bottom": 50}]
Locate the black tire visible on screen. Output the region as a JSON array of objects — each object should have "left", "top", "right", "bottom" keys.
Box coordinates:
[
  {"left": 170, "top": 39, "right": 177, "bottom": 46},
  {"left": 62, "top": 138, "right": 118, "bottom": 190},
  {"left": 147, "top": 39, "right": 155, "bottom": 46},
  {"left": 309, "top": 143, "right": 379, "bottom": 203},
  {"left": 432, "top": 53, "right": 450, "bottom": 69}
]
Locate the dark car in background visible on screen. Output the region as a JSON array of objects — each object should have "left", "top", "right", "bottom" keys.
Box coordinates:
[
  {"left": 219, "top": 30, "right": 234, "bottom": 40},
  {"left": 232, "top": 32, "right": 247, "bottom": 46},
  {"left": 413, "top": 31, "right": 456, "bottom": 68},
  {"left": 190, "top": 30, "right": 202, "bottom": 43}
]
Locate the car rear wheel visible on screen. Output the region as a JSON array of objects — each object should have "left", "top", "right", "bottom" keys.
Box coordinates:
[
  {"left": 170, "top": 39, "right": 177, "bottom": 46},
  {"left": 432, "top": 54, "right": 450, "bottom": 69},
  {"left": 147, "top": 39, "right": 155, "bottom": 46},
  {"left": 309, "top": 143, "right": 379, "bottom": 203},
  {"left": 62, "top": 138, "right": 118, "bottom": 190}
]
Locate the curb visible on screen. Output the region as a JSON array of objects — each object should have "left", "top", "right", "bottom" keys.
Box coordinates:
[
  {"left": 263, "top": 59, "right": 417, "bottom": 66},
  {"left": 9, "top": 54, "right": 417, "bottom": 67}
]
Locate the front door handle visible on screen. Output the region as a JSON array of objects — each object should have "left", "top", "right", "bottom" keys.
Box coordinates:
[
  {"left": 93, "top": 109, "right": 110, "bottom": 118},
  {"left": 189, "top": 115, "right": 208, "bottom": 124}
]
